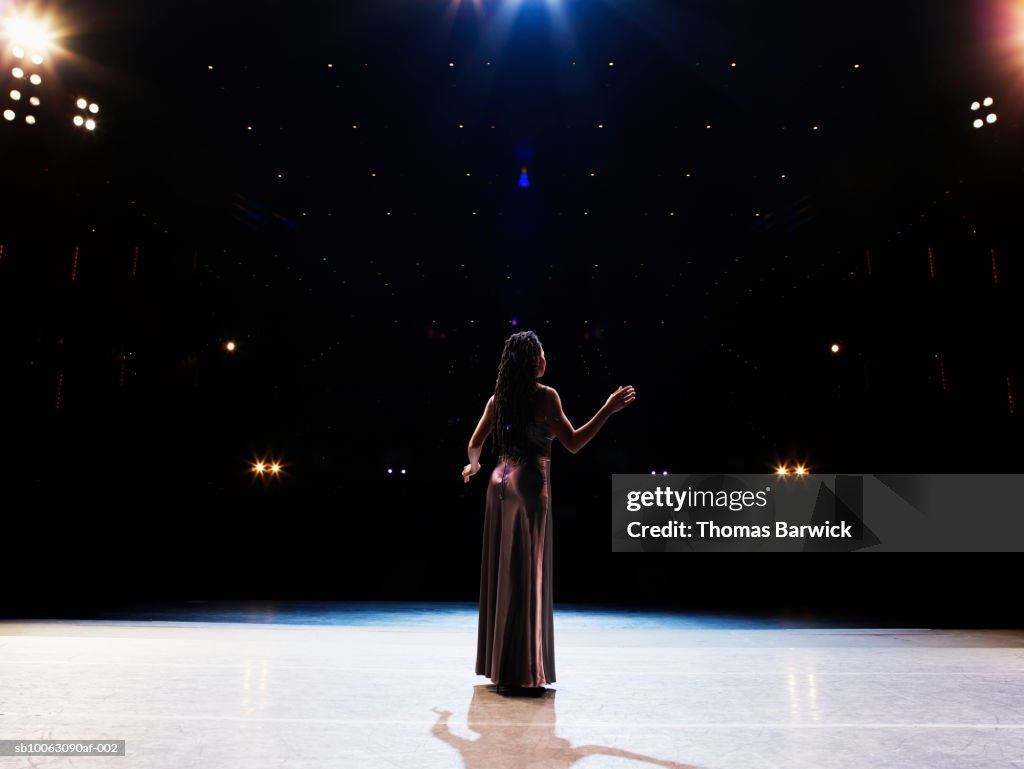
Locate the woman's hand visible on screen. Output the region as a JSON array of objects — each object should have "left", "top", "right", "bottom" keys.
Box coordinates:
[
  {"left": 462, "top": 461, "right": 481, "bottom": 483},
  {"left": 604, "top": 385, "right": 637, "bottom": 414}
]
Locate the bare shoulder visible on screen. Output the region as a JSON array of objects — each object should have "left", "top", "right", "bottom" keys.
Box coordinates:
[{"left": 538, "top": 384, "right": 560, "bottom": 414}]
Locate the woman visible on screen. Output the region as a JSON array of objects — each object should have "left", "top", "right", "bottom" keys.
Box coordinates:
[{"left": 462, "top": 330, "right": 636, "bottom": 696}]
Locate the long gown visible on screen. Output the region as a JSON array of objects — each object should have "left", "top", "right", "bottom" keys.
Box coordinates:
[{"left": 476, "top": 388, "right": 556, "bottom": 688}]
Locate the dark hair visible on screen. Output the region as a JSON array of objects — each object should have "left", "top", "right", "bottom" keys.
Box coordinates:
[{"left": 491, "top": 330, "right": 545, "bottom": 465}]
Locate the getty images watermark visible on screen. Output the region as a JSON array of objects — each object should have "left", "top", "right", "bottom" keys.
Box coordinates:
[{"left": 611, "top": 473, "right": 1024, "bottom": 552}]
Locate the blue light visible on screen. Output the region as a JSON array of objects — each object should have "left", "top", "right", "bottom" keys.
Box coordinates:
[{"left": 518, "top": 166, "right": 530, "bottom": 188}]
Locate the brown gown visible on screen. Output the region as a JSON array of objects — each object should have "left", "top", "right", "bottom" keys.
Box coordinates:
[{"left": 476, "top": 388, "right": 556, "bottom": 687}]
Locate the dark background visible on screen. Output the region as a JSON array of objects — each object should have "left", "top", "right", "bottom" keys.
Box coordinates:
[{"left": 1, "top": 0, "right": 1020, "bottom": 625}]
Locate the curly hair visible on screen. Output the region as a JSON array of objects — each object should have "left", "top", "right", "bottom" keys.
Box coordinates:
[{"left": 491, "top": 330, "right": 546, "bottom": 465}]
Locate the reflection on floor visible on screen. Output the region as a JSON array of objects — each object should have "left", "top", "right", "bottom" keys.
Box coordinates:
[{"left": 1, "top": 602, "right": 1022, "bottom": 769}]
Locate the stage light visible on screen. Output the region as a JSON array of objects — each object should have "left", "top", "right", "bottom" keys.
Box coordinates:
[
  {"left": 28, "top": 73, "right": 40, "bottom": 85},
  {"left": 970, "top": 96, "right": 997, "bottom": 128},
  {"left": 9, "top": 89, "right": 19, "bottom": 100},
  {"left": 270, "top": 462, "right": 281, "bottom": 474},
  {"left": 225, "top": 340, "right": 236, "bottom": 351},
  {"left": 253, "top": 461, "right": 266, "bottom": 475},
  {"left": 28, "top": 95, "right": 38, "bottom": 105},
  {"left": 831, "top": 343, "right": 840, "bottom": 353},
  {"left": 25, "top": 114, "right": 35, "bottom": 124},
  {"left": 795, "top": 465, "right": 807, "bottom": 475},
  {"left": 74, "top": 97, "right": 99, "bottom": 131},
  {"left": 12, "top": 67, "right": 23, "bottom": 78},
  {"left": 776, "top": 466, "right": 788, "bottom": 475},
  {"left": 2, "top": 109, "right": 13, "bottom": 120},
  {"left": 11, "top": 46, "right": 23, "bottom": 58},
  {"left": 2, "top": 12, "right": 55, "bottom": 56}
]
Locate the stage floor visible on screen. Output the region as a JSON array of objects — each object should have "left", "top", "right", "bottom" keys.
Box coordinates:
[{"left": 1, "top": 602, "right": 1022, "bottom": 768}]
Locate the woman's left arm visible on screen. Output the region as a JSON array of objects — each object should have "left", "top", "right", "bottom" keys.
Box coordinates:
[{"left": 463, "top": 395, "right": 494, "bottom": 482}]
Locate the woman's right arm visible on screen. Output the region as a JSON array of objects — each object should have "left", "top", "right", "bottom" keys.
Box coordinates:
[{"left": 545, "top": 385, "right": 636, "bottom": 455}]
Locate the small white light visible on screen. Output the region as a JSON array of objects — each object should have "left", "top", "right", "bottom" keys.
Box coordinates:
[
  {"left": 983, "top": 96, "right": 994, "bottom": 107},
  {"left": 28, "top": 96, "right": 38, "bottom": 106},
  {"left": 31, "top": 53, "right": 42, "bottom": 65},
  {"left": 12, "top": 47, "right": 24, "bottom": 58},
  {"left": 387, "top": 468, "right": 393, "bottom": 474},
  {"left": 970, "top": 101, "right": 981, "bottom": 111},
  {"left": 29, "top": 73, "right": 41, "bottom": 85},
  {"left": 986, "top": 113, "right": 997, "bottom": 124},
  {"left": 73, "top": 115, "right": 84, "bottom": 126},
  {"left": 85, "top": 118, "right": 96, "bottom": 130},
  {"left": 89, "top": 103, "right": 99, "bottom": 114},
  {"left": 973, "top": 118, "right": 984, "bottom": 129},
  {"left": 76, "top": 97, "right": 87, "bottom": 109},
  {"left": 3, "top": 109, "right": 15, "bottom": 121},
  {"left": 9, "top": 90, "right": 20, "bottom": 101},
  {"left": 25, "top": 114, "right": 35, "bottom": 124},
  {"left": 12, "top": 67, "right": 24, "bottom": 78}
]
